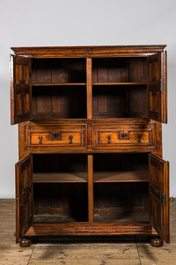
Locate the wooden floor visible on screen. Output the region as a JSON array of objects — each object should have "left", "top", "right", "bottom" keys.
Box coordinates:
[{"left": 0, "top": 199, "right": 176, "bottom": 265}]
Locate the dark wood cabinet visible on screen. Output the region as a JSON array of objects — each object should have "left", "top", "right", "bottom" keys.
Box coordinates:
[{"left": 10, "top": 45, "right": 169, "bottom": 246}]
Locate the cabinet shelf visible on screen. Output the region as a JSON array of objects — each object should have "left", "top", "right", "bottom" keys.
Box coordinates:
[
  {"left": 32, "top": 83, "right": 86, "bottom": 86},
  {"left": 94, "top": 171, "right": 148, "bottom": 183},
  {"left": 33, "top": 172, "right": 87, "bottom": 183},
  {"left": 92, "top": 82, "right": 147, "bottom": 86}
]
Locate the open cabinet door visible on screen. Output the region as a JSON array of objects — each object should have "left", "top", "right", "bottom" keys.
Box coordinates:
[
  {"left": 148, "top": 52, "right": 167, "bottom": 123},
  {"left": 15, "top": 154, "right": 33, "bottom": 243},
  {"left": 10, "top": 55, "right": 32, "bottom": 125},
  {"left": 149, "top": 153, "right": 169, "bottom": 243}
]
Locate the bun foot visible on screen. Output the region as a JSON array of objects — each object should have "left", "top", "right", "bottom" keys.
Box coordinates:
[
  {"left": 20, "top": 238, "right": 31, "bottom": 247},
  {"left": 151, "top": 238, "right": 163, "bottom": 247}
]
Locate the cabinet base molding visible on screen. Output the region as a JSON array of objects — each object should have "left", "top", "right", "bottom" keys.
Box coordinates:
[{"left": 26, "top": 222, "right": 158, "bottom": 237}]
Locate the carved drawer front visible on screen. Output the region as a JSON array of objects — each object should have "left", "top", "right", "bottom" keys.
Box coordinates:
[
  {"left": 28, "top": 125, "right": 87, "bottom": 148},
  {"left": 92, "top": 124, "right": 155, "bottom": 149}
]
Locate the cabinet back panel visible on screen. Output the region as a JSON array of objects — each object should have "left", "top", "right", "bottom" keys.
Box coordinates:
[
  {"left": 33, "top": 154, "right": 87, "bottom": 173},
  {"left": 93, "top": 153, "right": 148, "bottom": 171},
  {"left": 34, "top": 183, "right": 88, "bottom": 221},
  {"left": 94, "top": 153, "right": 148, "bottom": 215},
  {"left": 94, "top": 182, "right": 148, "bottom": 213},
  {"left": 32, "top": 86, "right": 87, "bottom": 118},
  {"left": 92, "top": 58, "right": 147, "bottom": 83},
  {"left": 93, "top": 85, "right": 147, "bottom": 118},
  {"left": 32, "top": 58, "right": 86, "bottom": 83}
]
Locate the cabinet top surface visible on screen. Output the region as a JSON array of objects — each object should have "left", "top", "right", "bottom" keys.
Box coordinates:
[{"left": 11, "top": 45, "right": 167, "bottom": 57}]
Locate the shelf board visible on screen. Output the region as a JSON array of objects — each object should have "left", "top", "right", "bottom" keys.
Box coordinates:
[
  {"left": 32, "top": 83, "right": 86, "bottom": 86},
  {"left": 94, "top": 171, "right": 149, "bottom": 183},
  {"left": 92, "top": 82, "right": 147, "bottom": 86},
  {"left": 33, "top": 172, "right": 87, "bottom": 183},
  {"left": 33, "top": 171, "right": 148, "bottom": 183}
]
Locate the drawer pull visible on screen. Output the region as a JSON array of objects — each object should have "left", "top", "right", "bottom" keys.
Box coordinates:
[
  {"left": 137, "top": 134, "right": 141, "bottom": 143},
  {"left": 107, "top": 135, "right": 111, "bottom": 144},
  {"left": 50, "top": 133, "right": 61, "bottom": 140},
  {"left": 38, "top": 136, "right": 42, "bottom": 144},
  {"left": 69, "top": 135, "right": 73, "bottom": 144}
]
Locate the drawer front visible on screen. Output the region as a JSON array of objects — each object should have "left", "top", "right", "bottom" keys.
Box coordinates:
[
  {"left": 93, "top": 124, "right": 155, "bottom": 149},
  {"left": 27, "top": 124, "right": 87, "bottom": 148}
]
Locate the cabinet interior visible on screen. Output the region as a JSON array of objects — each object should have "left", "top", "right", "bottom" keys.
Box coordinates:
[
  {"left": 33, "top": 153, "right": 149, "bottom": 223},
  {"left": 31, "top": 57, "right": 148, "bottom": 120},
  {"left": 33, "top": 154, "right": 88, "bottom": 222}
]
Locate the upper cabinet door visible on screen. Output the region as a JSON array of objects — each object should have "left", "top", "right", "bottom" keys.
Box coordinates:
[
  {"left": 149, "top": 153, "right": 169, "bottom": 243},
  {"left": 15, "top": 154, "right": 33, "bottom": 243},
  {"left": 10, "top": 55, "right": 32, "bottom": 125},
  {"left": 147, "top": 52, "right": 167, "bottom": 123}
]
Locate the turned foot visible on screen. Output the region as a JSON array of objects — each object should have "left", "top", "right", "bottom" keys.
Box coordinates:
[
  {"left": 20, "top": 238, "right": 31, "bottom": 247},
  {"left": 151, "top": 238, "right": 163, "bottom": 247}
]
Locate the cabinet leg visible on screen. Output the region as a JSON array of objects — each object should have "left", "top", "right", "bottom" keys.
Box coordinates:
[
  {"left": 151, "top": 238, "right": 163, "bottom": 247},
  {"left": 20, "top": 238, "right": 31, "bottom": 247}
]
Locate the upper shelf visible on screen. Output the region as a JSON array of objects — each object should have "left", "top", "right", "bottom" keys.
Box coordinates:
[
  {"left": 31, "top": 82, "right": 147, "bottom": 87},
  {"left": 92, "top": 82, "right": 147, "bottom": 86},
  {"left": 32, "top": 83, "right": 86, "bottom": 86}
]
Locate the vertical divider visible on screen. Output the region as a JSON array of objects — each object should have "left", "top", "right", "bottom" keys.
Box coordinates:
[
  {"left": 86, "top": 58, "right": 92, "bottom": 119},
  {"left": 29, "top": 58, "right": 33, "bottom": 120},
  {"left": 88, "top": 154, "right": 94, "bottom": 222}
]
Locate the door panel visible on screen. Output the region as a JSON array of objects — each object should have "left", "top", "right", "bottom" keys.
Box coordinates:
[
  {"left": 148, "top": 52, "right": 167, "bottom": 123},
  {"left": 16, "top": 154, "right": 33, "bottom": 243},
  {"left": 149, "top": 153, "right": 169, "bottom": 243},
  {"left": 10, "top": 55, "right": 32, "bottom": 124}
]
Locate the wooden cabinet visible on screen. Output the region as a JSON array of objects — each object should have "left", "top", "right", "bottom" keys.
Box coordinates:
[{"left": 10, "top": 45, "right": 169, "bottom": 246}]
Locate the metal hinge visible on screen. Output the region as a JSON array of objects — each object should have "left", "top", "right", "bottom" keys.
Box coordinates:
[
  {"left": 161, "top": 192, "right": 166, "bottom": 206},
  {"left": 159, "top": 78, "right": 164, "bottom": 92}
]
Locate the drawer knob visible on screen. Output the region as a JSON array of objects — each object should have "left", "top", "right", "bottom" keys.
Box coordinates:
[
  {"left": 137, "top": 134, "right": 141, "bottom": 143},
  {"left": 107, "top": 135, "right": 111, "bottom": 144},
  {"left": 69, "top": 135, "right": 73, "bottom": 144},
  {"left": 38, "top": 136, "right": 42, "bottom": 144}
]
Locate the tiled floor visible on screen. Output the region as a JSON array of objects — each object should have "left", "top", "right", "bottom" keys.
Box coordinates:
[{"left": 0, "top": 199, "right": 176, "bottom": 265}]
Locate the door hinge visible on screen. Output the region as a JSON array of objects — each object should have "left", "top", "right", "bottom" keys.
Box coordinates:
[
  {"left": 161, "top": 192, "right": 166, "bottom": 206},
  {"left": 159, "top": 78, "right": 164, "bottom": 92}
]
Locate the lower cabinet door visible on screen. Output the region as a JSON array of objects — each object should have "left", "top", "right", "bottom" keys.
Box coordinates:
[
  {"left": 15, "top": 154, "right": 33, "bottom": 243},
  {"left": 149, "top": 153, "right": 170, "bottom": 243}
]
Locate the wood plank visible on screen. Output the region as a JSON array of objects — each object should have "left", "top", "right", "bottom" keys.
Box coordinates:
[
  {"left": 86, "top": 58, "right": 93, "bottom": 119},
  {"left": 32, "top": 83, "right": 86, "bottom": 86},
  {"left": 26, "top": 222, "right": 158, "bottom": 236},
  {"left": 33, "top": 172, "right": 87, "bottom": 183},
  {"left": 94, "top": 171, "right": 148, "bottom": 182},
  {"left": 88, "top": 154, "right": 94, "bottom": 222},
  {"left": 93, "top": 82, "right": 147, "bottom": 85}
]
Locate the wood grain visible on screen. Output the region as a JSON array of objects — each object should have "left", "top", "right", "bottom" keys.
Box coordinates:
[
  {"left": 94, "top": 170, "right": 148, "bottom": 182},
  {"left": 33, "top": 172, "right": 87, "bottom": 183}
]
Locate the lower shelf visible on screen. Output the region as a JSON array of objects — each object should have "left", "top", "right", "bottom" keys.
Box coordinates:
[{"left": 26, "top": 222, "right": 158, "bottom": 236}]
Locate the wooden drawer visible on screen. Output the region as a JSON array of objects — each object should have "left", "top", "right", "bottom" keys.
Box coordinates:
[
  {"left": 92, "top": 124, "right": 156, "bottom": 149},
  {"left": 27, "top": 124, "right": 87, "bottom": 148}
]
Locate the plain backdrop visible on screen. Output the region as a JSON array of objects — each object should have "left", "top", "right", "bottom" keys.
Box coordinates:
[{"left": 0, "top": 0, "right": 176, "bottom": 198}]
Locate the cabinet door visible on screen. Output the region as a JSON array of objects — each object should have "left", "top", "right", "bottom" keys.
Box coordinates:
[
  {"left": 149, "top": 153, "right": 169, "bottom": 243},
  {"left": 148, "top": 52, "right": 167, "bottom": 123},
  {"left": 10, "top": 55, "right": 32, "bottom": 125},
  {"left": 15, "top": 154, "right": 33, "bottom": 243}
]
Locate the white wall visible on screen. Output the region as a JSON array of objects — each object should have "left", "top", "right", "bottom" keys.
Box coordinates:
[{"left": 0, "top": 0, "right": 176, "bottom": 198}]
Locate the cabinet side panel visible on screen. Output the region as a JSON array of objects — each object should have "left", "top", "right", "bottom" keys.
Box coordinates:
[{"left": 18, "top": 123, "right": 29, "bottom": 160}]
